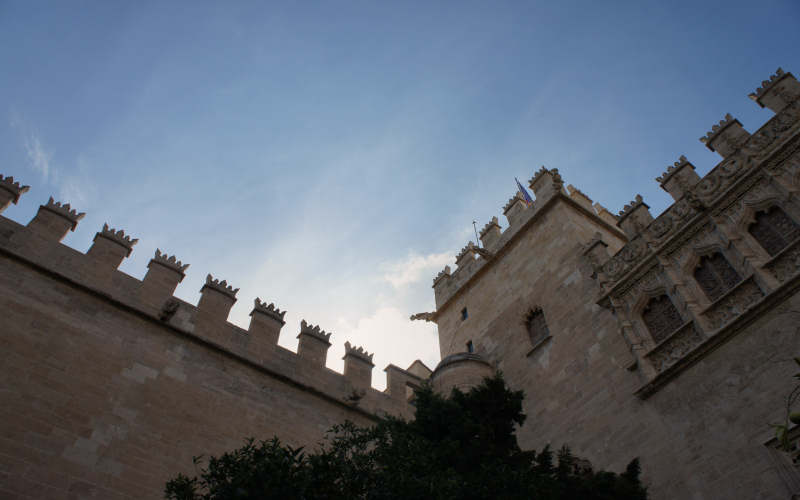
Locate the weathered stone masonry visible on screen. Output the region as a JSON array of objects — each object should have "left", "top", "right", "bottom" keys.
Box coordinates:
[
  {"left": 2, "top": 67, "right": 800, "bottom": 500},
  {"left": 417, "top": 68, "right": 800, "bottom": 499},
  {"left": 0, "top": 181, "right": 422, "bottom": 498}
]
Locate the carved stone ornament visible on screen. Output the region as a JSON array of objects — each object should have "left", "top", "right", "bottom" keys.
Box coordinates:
[
  {"left": 645, "top": 322, "right": 704, "bottom": 373},
  {"left": 648, "top": 215, "right": 673, "bottom": 240},
  {"left": 703, "top": 277, "right": 764, "bottom": 331},
  {"left": 764, "top": 239, "right": 800, "bottom": 283},
  {"left": 410, "top": 311, "right": 437, "bottom": 323},
  {"left": 695, "top": 174, "right": 721, "bottom": 199}
]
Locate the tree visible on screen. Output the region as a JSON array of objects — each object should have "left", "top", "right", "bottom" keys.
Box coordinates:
[
  {"left": 772, "top": 357, "right": 800, "bottom": 452},
  {"left": 166, "top": 373, "right": 647, "bottom": 499}
]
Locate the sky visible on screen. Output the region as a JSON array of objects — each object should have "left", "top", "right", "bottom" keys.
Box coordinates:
[{"left": 1, "top": 1, "right": 799, "bottom": 389}]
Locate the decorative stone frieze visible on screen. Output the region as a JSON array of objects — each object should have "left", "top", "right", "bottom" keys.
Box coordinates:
[
  {"left": 763, "top": 238, "right": 800, "bottom": 283},
  {"left": 645, "top": 322, "right": 704, "bottom": 373},
  {"left": 702, "top": 276, "right": 764, "bottom": 330}
]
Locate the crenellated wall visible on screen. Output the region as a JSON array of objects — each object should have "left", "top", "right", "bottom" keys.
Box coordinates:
[
  {"left": 424, "top": 68, "right": 800, "bottom": 499},
  {"left": 3, "top": 67, "right": 800, "bottom": 500},
  {"left": 0, "top": 181, "right": 423, "bottom": 498}
]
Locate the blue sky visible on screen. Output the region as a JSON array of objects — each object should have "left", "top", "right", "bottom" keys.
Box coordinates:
[{"left": 1, "top": 1, "right": 798, "bottom": 388}]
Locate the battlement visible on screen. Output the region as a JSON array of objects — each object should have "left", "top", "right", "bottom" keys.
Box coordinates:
[
  {"left": 0, "top": 174, "right": 29, "bottom": 210},
  {"left": 97, "top": 223, "right": 139, "bottom": 255},
  {"left": 749, "top": 67, "right": 800, "bottom": 113},
  {"left": 41, "top": 197, "right": 86, "bottom": 228},
  {"left": 0, "top": 180, "right": 419, "bottom": 419},
  {"left": 299, "top": 319, "right": 332, "bottom": 343},
  {"left": 432, "top": 165, "right": 626, "bottom": 309},
  {"left": 595, "top": 68, "right": 800, "bottom": 296},
  {"left": 152, "top": 248, "right": 190, "bottom": 274},
  {"left": 201, "top": 273, "right": 239, "bottom": 299},
  {"left": 344, "top": 341, "right": 374, "bottom": 364},
  {"left": 253, "top": 297, "right": 286, "bottom": 324},
  {"left": 574, "top": 67, "right": 800, "bottom": 394}
]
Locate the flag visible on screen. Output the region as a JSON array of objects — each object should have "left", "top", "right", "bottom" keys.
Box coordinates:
[{"left": 515, "top": 177, "right": 533, "bottom": 207}]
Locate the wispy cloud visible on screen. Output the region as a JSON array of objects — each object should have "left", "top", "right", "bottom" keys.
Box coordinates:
[
  {"left": 382, "top": 251, "right": 452, "bottom": 289},
  {"left": 24, "top": 132, "right": 52, "bottom": 181},
  {"left": 9, "top": 113, "right": 93, "bottom": 208}
]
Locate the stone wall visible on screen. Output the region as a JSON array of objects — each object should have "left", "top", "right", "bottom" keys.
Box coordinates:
[
  {"left": 0, "top": 193, "right": 415, "bottom": 499},
  {"left": 429, "top": 68, "right": 800, "bottom": 499}
]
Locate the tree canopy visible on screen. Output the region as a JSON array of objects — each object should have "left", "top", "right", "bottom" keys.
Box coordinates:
[{"left": 166, "top": 373, "right": 647, "bottom": 499}]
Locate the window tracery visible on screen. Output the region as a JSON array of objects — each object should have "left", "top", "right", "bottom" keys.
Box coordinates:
[
  {"left": 641, "top": 295, "right": 683, "bottom": 344},
  {"left": 748, "top": 206, "right": 800, "bottom": 256},
  {"left": 693, "top": 253, "right": 742, "bottom": 302}
]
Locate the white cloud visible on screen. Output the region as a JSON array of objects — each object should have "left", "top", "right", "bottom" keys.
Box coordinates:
[
  {"left": 24, "top": 132, "right": 52, "bottom": 181},
  {"left": 382, "top": 251, "right": 452, "bottom": 289},
  {"left": 333, "top": 305, "right": 440, "bottom": 390}
]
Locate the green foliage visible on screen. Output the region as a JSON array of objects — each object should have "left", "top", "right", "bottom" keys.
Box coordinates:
[
  {"left": 771, "top": 357, "right": 800, "bottom": 451},
  {"left": 166, "top": 373, "right": 647, "bottom": 500}
]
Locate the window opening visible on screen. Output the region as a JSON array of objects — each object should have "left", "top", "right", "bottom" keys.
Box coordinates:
[
  {"left": 461, "top": 307, "right": 468, "bottom": 321},
  {"left": 694, "top": 252, "right": 742, "bottom": 302},
  {"left": 525, "top": 308, "right": 549, "bottom": 347},
  {"left": 641, "top": 294, "right": 683, "bottom": 344},
  {"left": 749, "top": 206, "right": 800, "bottom": 256},
  {"left": 466, "top": 340, "right": 474, "bottom": 353}
]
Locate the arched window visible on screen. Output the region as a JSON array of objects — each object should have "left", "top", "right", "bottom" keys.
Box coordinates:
[
  {"left": 525, "top": 308, "right": 549, "bottom": 347},
  {"left": 642, "top": 295, "right": 683, "bottom": 344},
  {"left": 693, "top": 253, "right": 742, "bottom": 302},
  {"left": 748, "top": 206, "right": 800, "bottom": 256}
]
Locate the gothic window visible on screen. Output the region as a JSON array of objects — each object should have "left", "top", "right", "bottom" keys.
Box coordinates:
[
  {"left": 693, "top": 253, "right": 742, "bottom": 302},
  {"left": 641, "top": 295, "right": 683, "bottom": 344},
  {"left": 525, "top": 308, "right": 549, "bottom": 347},
  {"left": 748, "top": 206, "right": 800, "bottom": 256}
]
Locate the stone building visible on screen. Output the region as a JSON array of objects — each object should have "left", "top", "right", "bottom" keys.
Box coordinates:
[{"left": 1, "top": 68, "right": 800, "bottom": 499}]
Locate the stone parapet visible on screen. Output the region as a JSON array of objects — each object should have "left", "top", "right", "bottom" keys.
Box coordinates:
[
  {"left": 27, "top": 197, "right": 85, "bottom": 241},
  {"left": 87, "top": 223, "right": 139, "bottom": 270},
  {"left": 700, "top": 113, "right": 750, "bottom": 158},
  {"left": 0, "top": 174, "right": 30, "bottom": 212},
  {"left": 617, "top": 195, "right": 654, "bottom": 238},
  {"left": 296, "top": 320, "right": 332, "bottom": 366},
  {"left": 432, "top": 169, "right": 627, "bottom": 311},
  {"left": 656, "top": 155, "right": 701, "bottom": 201},
  {"left": 749, "top": 68, "right": 800, "bottom": 113},
  {"left": 479, "top": 216, "right": 502, "bottom": 249},
  {"left": 0, "top": 177, "right": 415, "bottom": 429},
  {"left": 343, "top": 341, "right": 374, "bottom": 391}
]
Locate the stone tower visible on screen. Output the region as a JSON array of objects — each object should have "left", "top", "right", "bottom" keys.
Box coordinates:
[{"left": 420, "top": 68, "right": 800, "bottom": 499}]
